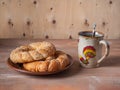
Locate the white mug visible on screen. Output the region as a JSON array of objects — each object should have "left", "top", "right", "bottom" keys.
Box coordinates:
[{"left": 78, "top": 31, "right": 110, "bottom": 68}]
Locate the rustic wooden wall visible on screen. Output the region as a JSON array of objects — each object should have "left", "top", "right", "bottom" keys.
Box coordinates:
[{"left": 0, "top": 0, "right": 120, "bottom": 39}]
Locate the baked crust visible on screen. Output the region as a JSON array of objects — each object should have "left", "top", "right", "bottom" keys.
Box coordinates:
[
  {"left": 10, "top": 42, "right": 69, "bottom": 72},
  {"left": 23, "top": 51, "right": 69, "bottom": 72},
  {"left": 10, "top": 41, "right": 56, "bottom": 63},
  {"left": 23, "top": 61, "right": 49, "bottom": 72}
]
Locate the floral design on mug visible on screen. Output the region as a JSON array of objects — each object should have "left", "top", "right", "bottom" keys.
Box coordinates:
[{"left": 79, "top": 46, "right": 96, "bottom": 64}]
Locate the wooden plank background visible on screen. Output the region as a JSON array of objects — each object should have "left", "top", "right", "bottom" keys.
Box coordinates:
[{"left": 0, "top": 0, "right": 120, "bottom": 39}]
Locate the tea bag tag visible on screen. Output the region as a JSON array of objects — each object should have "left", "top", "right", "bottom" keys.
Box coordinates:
[{"left": 92, "top": 23, "right": 96, "bottom": 37}]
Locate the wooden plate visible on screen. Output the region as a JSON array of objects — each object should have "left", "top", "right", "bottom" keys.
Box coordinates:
[{"left": 7, "top": 55, "right": 74, "bottom": 75}]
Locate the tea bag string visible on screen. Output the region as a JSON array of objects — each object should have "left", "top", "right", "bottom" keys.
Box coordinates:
[{"left": 92, "top": 23, "right": 96, "bottom": 37}]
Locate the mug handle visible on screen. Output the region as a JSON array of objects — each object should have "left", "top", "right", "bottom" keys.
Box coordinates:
[{"left": 97, "top": 40, "right": 110, "bottom": 64}]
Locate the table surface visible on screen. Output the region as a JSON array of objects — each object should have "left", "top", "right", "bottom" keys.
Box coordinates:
[{"left": 0, "top": 39, "right": 120, "bottom": 90}]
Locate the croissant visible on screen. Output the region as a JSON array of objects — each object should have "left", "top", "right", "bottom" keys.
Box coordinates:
[
  {"left": 10, "top": 41, "right": 56, "bottom": 63},
  {"left": 23, "top": 51, "right": 69, "bottom": 72}
]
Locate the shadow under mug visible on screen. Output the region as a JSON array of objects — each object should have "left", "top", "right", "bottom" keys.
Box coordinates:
[{"left": 78, "top": 31, "right": 110, "bottom": 68}]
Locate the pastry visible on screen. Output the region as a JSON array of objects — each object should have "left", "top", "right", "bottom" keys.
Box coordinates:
[
  {"left": 23, "top": 51, "right": 69, "bottom": 72},
  {"left": 10, "top": 41, "right": 70, "bottom": 73},
  {"left": 23, "top": 61, "right": 49, "bottom": 72},
  {"left": 55, "top": 51, "right": 69, "bottom": 69},
  {"left": 10, "top": 41, "right": 56, "bottom": 63}
]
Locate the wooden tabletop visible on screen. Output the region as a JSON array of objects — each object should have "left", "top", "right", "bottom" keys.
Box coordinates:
[{"left": 0, "top": 39, "right": 120, "bottom": 90}]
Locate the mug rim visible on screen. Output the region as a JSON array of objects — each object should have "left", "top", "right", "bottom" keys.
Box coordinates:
[{"left": 78, "top": 31, "right": 104, "bottom": 38}]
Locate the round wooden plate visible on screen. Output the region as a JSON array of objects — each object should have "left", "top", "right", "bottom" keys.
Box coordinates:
[{"left": 7, "top": 55, "right": 74, "bottom": 75}]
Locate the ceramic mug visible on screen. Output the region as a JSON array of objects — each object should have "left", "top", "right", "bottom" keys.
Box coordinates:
[{"left": 78, "top": 31, "right": 110, "bottom": 68}]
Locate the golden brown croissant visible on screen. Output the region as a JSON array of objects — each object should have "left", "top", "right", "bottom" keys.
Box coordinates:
[
  {"left": 23, "top": 51, "right": 69, "bottom": 72},
  {"left": 10, "top": 41, "right": 56, "bottom": 63},
  {"left": 23, "top": 61, "right": 49, "bottom": 72}
]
